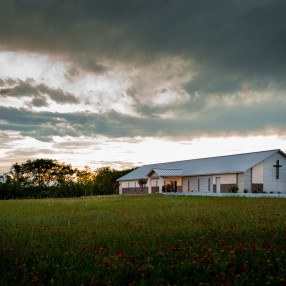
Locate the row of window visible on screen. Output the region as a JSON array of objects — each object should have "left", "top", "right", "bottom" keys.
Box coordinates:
[{"left": 125, "top": 178, "right": 211, "bottom": 191}]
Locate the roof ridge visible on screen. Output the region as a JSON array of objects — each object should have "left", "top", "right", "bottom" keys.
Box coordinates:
[
  {"left": 142, "top": 149, "right": 281, "bottom": 167},
  {"left": 153, "top": 168, "right": 183, "bottom": 170}
]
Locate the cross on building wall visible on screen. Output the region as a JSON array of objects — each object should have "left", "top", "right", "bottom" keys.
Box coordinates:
[{"left": 273, "top": 160, "right": 282, "bottom": 180}]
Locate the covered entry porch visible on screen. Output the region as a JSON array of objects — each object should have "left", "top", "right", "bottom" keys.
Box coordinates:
[{"left": 147, "top": 168, "right": 183, "bottom": 193}]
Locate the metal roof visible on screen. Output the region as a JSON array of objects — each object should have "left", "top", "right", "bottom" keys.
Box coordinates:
[
  {"left": 149, "top": 168, "right": 183, "bottom": 177},
  {"left": 117, "top": 149, "right": 284, "bottom": 181}
]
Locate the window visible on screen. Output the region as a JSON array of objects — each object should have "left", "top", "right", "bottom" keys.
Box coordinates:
[
  {"left": 198, "top": 178, "right": 200, "bottom": 192},
  {"left": 208, "top": 178, "right": 210, "bottom": 192}
]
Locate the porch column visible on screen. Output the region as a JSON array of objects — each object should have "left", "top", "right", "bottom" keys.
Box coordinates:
[
  {"left": 148, "top": 178, "right": 152, "bottom": 194},
  {"left": 159, "top": 177, "right": 164, "bottom": 193}
]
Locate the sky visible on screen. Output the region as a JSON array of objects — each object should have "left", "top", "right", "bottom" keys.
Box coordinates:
[{"left": 0, "top": 0, "right": 286, "bottom": 174}]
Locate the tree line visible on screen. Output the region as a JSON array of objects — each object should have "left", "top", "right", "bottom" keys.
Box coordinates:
[{"left": 0, "top": 159, "right": 136, "bottom": 200}]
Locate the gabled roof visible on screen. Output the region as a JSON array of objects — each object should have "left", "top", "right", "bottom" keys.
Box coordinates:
[
  {"left": 147, "top": 168, "right": 183, "bottom": 177},
  {"left": 117, "top": 149, "right": 285, "bottom": 181}
]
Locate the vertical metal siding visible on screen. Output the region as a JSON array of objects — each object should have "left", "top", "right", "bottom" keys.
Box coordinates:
[
  {"left": 263, "top": 153, "right": 286, "bottom": 193},
  {"left": 244, "top": 169, "right": 252, "bottom": 192},
  {"left": 238, "top": 173, "right": 244, "bottom": 193}
]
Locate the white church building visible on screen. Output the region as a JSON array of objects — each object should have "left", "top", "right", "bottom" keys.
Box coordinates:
[{"left": 117, "top": 149, "right": 286, "bottom": 195}]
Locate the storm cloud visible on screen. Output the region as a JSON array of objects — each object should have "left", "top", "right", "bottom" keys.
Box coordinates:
[
  {"left": 0, "top": 79, "right": 79, "bottom": 105},
  {"left": 0, "top": 102, "right": 285, "bottom": 143},
  {"left": 1, "top": 1, "right": 286, "bottom": 76},
  {"left": 0, "top": 0, "right": 285, "bottom": 171}
]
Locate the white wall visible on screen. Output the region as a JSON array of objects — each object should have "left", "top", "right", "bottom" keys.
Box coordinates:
[
  {"left": 183, "top": 174, "right": 238, "bottom": 193},
  {"left": 252, "top": 162, "right": 264, "bottom": 184},
  {"left": 151, "top": 179, "right": 159, "bottom": 187},
  {"left": 214, "top": 174, "right": 236, "bottom": 184},
  {"left": 150, "top": 172, "right": 159, "bottom": 179},
  {"left": 237, "top": 173, "right": 244, "bottom": 193},
  {"left": 183, "top": 176, "right": 212, "bottom": 192},
  {"left": 188, "top": 177, "right": 198, "bottom": 192},
  {"left": 121, "top": 180, "right": 139, "bottom": 188},
  {"left": 244, "top": 169, "right": 252, "bottom": 192},
  {"left": 263, "top": 152, "right": 286, "bottom": 193}
]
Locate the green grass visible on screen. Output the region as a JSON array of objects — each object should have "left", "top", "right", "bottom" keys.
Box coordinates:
[{"left": 0, "top": 194, "right": 285, "bottom": 285}]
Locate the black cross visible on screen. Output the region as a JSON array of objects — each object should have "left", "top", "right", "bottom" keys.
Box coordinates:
[{"left": 273, "top": 160, "right": 282, "bottom": 179}]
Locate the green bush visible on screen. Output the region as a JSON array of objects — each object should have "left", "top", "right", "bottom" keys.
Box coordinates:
[
  {"left": 162, "top": 184, "right": 176, "bottom": 192},
  {"left": 229, "top": 186, "right": 239, "bottom": 193}
]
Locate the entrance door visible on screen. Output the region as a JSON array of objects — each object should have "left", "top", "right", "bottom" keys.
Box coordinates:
[
  {"left": 216, "top": 177, "right": 221, "bottom": 193},
  {"left": 171, "top": 180, "right": 177, "bottom": 192}
]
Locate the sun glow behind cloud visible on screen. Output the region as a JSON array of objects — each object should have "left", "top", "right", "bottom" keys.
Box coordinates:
[
  {"left": 1, "top": 129, "right": 285, "bottom": 174},
  {"left": 0, "top": 47, "right": 285, "bottom": 174}
]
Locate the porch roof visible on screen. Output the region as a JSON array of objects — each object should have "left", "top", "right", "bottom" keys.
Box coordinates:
[{"left": 147, "top": 168, "right": 183, "bottom": 177}]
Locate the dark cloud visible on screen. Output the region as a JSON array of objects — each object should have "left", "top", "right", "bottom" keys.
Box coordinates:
[
  {"left": 0, "top": 0, "right": 285, "bottom": 78},
  {"left": 53, "top": 140, "right": 102, "bottom": 151},
  {"left": 0, "top": 103, "right": 285, "bottom": 142},
  {"left": 0, "top": 0, "right": 285, "bottom": 140},
  {"left": 0, "top": 79, "right": 79, "bottom": 105},
  {"left": 31, "top": 96, "right": 49, "bottom": 107},
  {"left": 4, "top": 148, "right": 56, "bottom": 158}
]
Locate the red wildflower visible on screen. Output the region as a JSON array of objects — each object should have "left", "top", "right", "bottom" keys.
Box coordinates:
[
  {"left": 239, "top": 263, "right": 249, "bottom": 271},
  {"left": 170, "top": 258, "right": 177, "bottom": 264},
  {"left": 114, "top": 251, "right": 125, "bottom": 258},
  {"left": 16, "top": 256, "right": 25, "bottom": 261}
]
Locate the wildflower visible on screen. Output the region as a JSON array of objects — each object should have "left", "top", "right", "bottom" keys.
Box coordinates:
[
  {"left": 16, "top": 256, "right": 25, "bottom": 261},
  {"left": 170, "top": 258, "right": 177, "bottom": 264},
  {"left": 114, "top": 251, "right": 125, "bottom": 258}
]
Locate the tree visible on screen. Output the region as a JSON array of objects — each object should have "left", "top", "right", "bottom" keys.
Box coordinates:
[
  {"left": 138, "top": 179, "right": 148, "bottom": 189},
  {"left": 76, "top": 166, "right": 96, "bottom": 183},
  {"left": 10, "top": 163, "right": 23, "bottom": 183},
  {"left": 21, "top": 159, "right": 59, "bottom": 187},
  {"left": 56, "top": 163, "right": 75, "bottom": 185}
]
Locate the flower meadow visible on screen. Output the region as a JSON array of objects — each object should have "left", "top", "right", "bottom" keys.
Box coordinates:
[{"left": 0, "top": 195, "right": 285, "bottom": 285}]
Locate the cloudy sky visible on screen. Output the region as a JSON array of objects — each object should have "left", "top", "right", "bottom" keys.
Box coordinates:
[{"left": 0, "top": 0, "right": 286, "bottom": 173}]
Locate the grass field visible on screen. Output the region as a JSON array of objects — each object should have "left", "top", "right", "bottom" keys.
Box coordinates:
[{"left": 0, "top": 194, "right": 285, "bottom": 285}]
